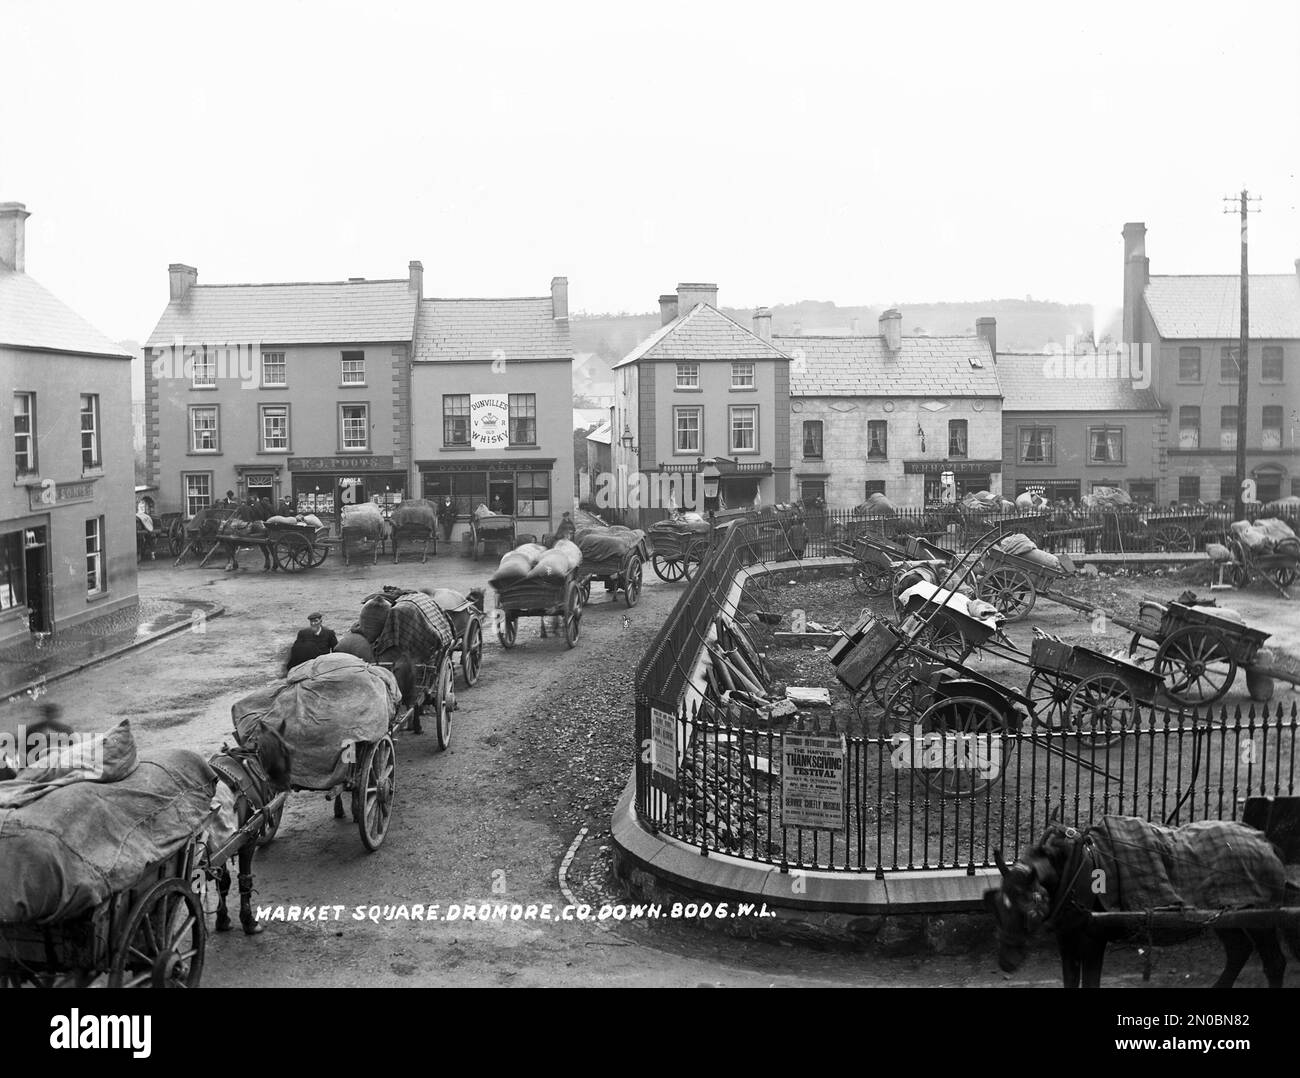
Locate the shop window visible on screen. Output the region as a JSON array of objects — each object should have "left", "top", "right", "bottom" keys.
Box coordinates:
[
  {"left": 516, "top": 471, "right": 551, "bottom": 518},
  {"left": 863, "top": 480, "right": 886, "bottom": 497},
  {"left": 0, "top": 531, "right": 26, "bottom": 611},
  {"left": 1128, "top": 480, "right": 1155, "bottom": 503},
  {"left": 1219, "top": 475, "right": 1237, "bottom": 502}
]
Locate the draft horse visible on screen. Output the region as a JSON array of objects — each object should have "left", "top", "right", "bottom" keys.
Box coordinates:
[
  {"left": 985, "top": 822, "right": 1300, "bottom": 988},
  {"left": 205, "top": 718, "right": 292, "bottom": 935}
]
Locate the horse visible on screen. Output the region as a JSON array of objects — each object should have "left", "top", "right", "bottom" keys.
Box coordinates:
[
  {"left": 204, "top": 718, "right": 292, "bottom": 935},
  {"left": 985, "top": 821, "right": 1300, "bottom": 988}
]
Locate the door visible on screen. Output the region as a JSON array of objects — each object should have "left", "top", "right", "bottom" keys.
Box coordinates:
[{"left": 23, "top": 530, "right": 51, "bottom": 633}]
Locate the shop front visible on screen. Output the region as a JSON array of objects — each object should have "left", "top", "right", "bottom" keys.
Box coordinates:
[
  {"left": 908, "top": 459, "right": 1001, "bottom": 502},
  {"left": 417, "top": 459, "right": 556, "bottom": 536},
  {"left": 287, "top": 455, "right": 407, "bottom": 520}
]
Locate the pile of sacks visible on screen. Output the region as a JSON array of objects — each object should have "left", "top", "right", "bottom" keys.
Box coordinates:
[
  {"left": 1082, "top": 485, "right": 1132, "bottom": 510},
  {"left": 489, "top": 539, "right": 582, "bottom": 588},
  {"left": 341, "top": 502, "right": 386, "bottom": 539},
  {"left": 647, "top": 514, "right": 711, "bottom": 539},
  {"left": 961, "top": 490, "right": 1016, "bottom": 515},
  {"left": 855, "top": 492, "right": 898, "bottom": 517},
  {"left": 994, "top": 532, "right": 1069, "bottom": 573},
  {"left": 1230, "top": 518, "right": 1300, "bottom": 558},
  {"left": 574, "top": 522, "right": 646, "bottom": 563},
  {"left": 266, "top": 513, "right": 325, "bottom": 528}
]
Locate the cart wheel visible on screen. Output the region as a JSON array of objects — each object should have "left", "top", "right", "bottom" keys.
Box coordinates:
[
  {"left": 497, "top": 612, "right": 518, "bottom": 649},
  {"left": 433, "top": 652, "right": 456, "bottom": 751},
  {"left": 577, "top": 577, "right": 592, "bottom": 607},
  {"left": 914, "top": 696, "right": 1007, "bottom": 799},
  {"left": 563, "top": 582, "right": 581, "bottom": 648},
  {"left": 1229, "top": 563, "right": 1250, "bottom": 589},
  {"left": 167, "top": 521, "right": 185, "bottom": 558},
  {"left": 108, "top": 879, "right": 206, "bottom": 988},
  {"left": 913, "top": 613, "right": 969, "bottom": 661},
  {"left": 977, "top": 567, "right": 1036, "bottom": 621},
  {"left": 682, "top": 541, "right": 707, "bottom": 581},
  {"left": 852, "top": 562, "right": 893, "bottom": 598},
  {"left": 1151, "top": 523, "right": 1195, "bottom": 553},
  {"left": 624, "top": 555, "right": 643, "bottom": 607},
  {"left": 1025, "top": 670, "right": 1074, "bottom": 733},
  {"left": 460, "top": 615, "right": 483, "bottom": 686},
  {"left": 310, "top": 542, "right": 329, "bottom": 567},
  {"left": 1271, "top": 565, "right": 1296, "bottom": 589},
  {"left": 256, "top": 795, "right": 286, "bottom": 847},
  {"left": 880, "top": 675, "right": 938, "bottom": 738},
  {"left": 651, "top": 552, "right": 684, "bottom": 582},
  {"left": 1153, "top": 625, "right": 1237, "bottom": 705},
  {"left": 352, "top": 737, "right": 395, "bottom": 852},
  {"left": 1066, "top": 674, "right": 1138, "bottom": 748}
]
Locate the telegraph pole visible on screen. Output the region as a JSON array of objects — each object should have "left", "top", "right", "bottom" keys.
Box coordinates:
[{"left": 1224, "top": 189, "right": 1261, "bottom": 518}]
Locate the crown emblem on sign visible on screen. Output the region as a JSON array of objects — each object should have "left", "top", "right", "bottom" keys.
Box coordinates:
[{"left": 482, "top": 414, "right": 499, "bottom": 426}]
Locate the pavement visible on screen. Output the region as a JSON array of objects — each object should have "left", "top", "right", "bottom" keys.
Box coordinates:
[{"left": 0, "top": 589, "right": 224, "bottom": 703}]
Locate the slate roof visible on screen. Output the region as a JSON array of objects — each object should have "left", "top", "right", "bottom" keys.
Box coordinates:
[
  {"left": 0, "top": 267, "right": 132, "bottom": 358},
  {"left": 613, "top": 303, "right": 791, "bottom": 368},
  {"left": 145, "top": 279, "right": 418, "bottom": 347},
  {"left": 996, "top": 352, "right": 1162, "bottom": 412},
  {"left": 1144, "top": 274, "right": 1300, "bottom": 340},
  {"left": 775, "top": 334, "right": 1000, "bottom": 397},
  {"left": 414, "top": 297, "right": 572, "bottom": 362}
]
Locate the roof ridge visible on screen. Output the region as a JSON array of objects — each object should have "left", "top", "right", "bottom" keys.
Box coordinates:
[
  {"left": 1149, "top": 273, "right": 1298, "bottom": 280},
  {"left": 190, "top": 279, "right": 409, "bottom": 289},
  {"left": 423, "top": 296, "right": 550, "bottom": 303},
  {"left": 698, "top": 303, "right": 793, "bottom": 358}
]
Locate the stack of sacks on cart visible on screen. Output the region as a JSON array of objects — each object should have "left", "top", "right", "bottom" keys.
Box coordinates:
[
  {"left": 0, "top": 719, "right": 217, "bottom": 923},
  {"left": 573, "top": 521, "right": 646, "bottom": 563},
  {"left": 961, "top": 490, "right": 1017, "bottom": 514},
  {"left": 266, "top": 513, "right": 325, "bottom": 528},
  {"left": 487, "top": 539, "right": 583, "bottom": 587},
  {"left": 645, "top": 514, "right": 710, "bottom": 541},
  {"left": 1081, "top": 485, "right": 1132, "bottom": 510},
  {"left": 1230, "top": 518, "right": 1300, "bottom": 558},
  {"left": 341, "top": 502, "right": 387, "bottom": 539},
  {"left": 896, "top": 580, "right": 1003, "bottom": 627},
  {"left": 994, "top": 532, "right": 1074, "bottom": 573},
  {"left": 232, "top": 655, "right": 400, "bottom": 790}
]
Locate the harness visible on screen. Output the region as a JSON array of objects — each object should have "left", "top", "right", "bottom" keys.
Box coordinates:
[
  {"left": 209, "top": 744, "right": 276, "bottom": 823},
  {"left": 1039, "top": 828, "right": 1098, "bottom": 929}
]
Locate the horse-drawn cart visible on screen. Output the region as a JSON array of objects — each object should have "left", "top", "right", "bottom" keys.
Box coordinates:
[
  {"left": 470, "top": 513, "right": 516, "bottom": 561},
  {"left": 493, "top": 569, "right": 583, "bottom": 649},
  {"left": 973, "top": 543, "right": 1075, "bottom": 621},
  {"left": 645, "top": 518, "right": 712, "bottom": 582},
  {"left": 577, "top": 535, "right": 649, "bottom": 608}
]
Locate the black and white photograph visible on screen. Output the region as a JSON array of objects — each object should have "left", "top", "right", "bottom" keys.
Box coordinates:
[{"left": 2, "top": 0, "right": 1299, "bottom": 1035}]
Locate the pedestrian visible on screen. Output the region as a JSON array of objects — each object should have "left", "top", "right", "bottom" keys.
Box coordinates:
[
  {"left": 285, "top": 612, "right": 338, "bottom": 674},
  {"left": 556, "top": 511, "right": 575, "bottom": 541}
]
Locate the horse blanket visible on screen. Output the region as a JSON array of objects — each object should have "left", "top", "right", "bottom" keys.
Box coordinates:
[
  {"left": 391, "top": 499, "right": 438, "bottom": 530},
  {"left": 341, "top": 502, "right": 386, "bottom": 540},
  {"left": 1089, "top": 815, "right": 1285, "bottom": 912},
  {"left": 0, "top": 722, "right": 217, "bottom": 924},
  {"left": 374, "top": 593, "right": 454, "bottom": 664},
  {"left": 232, "top": 654, "right": 399, "bottom": 790}
]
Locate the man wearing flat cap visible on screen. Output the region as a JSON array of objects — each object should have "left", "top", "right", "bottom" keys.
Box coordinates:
[{"left": 286, "top": 612, "right": 338, "bottom": 674}]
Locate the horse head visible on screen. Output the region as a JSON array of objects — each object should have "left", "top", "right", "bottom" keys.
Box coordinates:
[
  {"left": 252, "top": 717, "right": 293, "bottom": 793},
  {"left": 985, "top": 843, "right": 1057, "bottom": 972}
]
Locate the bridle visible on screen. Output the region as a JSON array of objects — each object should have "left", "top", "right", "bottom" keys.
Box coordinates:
[
  {"left": 998, "top": 827, "right": 1098, "bottom": 937},
  {"left": 211, "top": 723, "right": 290, "bottom": 809}
]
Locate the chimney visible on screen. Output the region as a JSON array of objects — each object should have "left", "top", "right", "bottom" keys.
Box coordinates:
[
  {"left": 850, "top": 317, "right": 860, "bottom": 335},
  {"left": 676, "top": 282, "right": 718, "bottom": 313},
  {"left": 879, "top": 308, "right": 902, "bottom": 353},
  {"left": 975, "top": 316, "right": 997, "bottom": 360},
  {"left": 169, "top": 263, "right": 198, "bottom": 302},
  {"left": 1121, "top": 222, "right": 1149, "bottom": 344},
  {"left": 409, "top": 260, "right": 424, "bottom": 297},
  {"left": 551, "top": 276, "right": 568, "bottom": 321},
  {"left": 753, "top": 307, "right": 772, "bottom": 342},
  {"left": 659, "top": 293, "right": 679, "bottom": 326},
  {"left": 0, "top": 202, "right": 31, "bottom": 272}
]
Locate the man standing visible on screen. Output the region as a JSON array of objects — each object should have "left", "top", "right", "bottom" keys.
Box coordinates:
[{"left": 286, "top": 612, "right": 339, "bottom": 674}]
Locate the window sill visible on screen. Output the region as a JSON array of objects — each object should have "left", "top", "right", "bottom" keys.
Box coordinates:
[
  {"left": 673, "top": 450, "right": 701, "bottom": 457},
  {"left": 505, "top": 445, "right": 540, "bottom": 451},
  {"left": 338, "top": 449, "right": 371, "bottom": 455},
  {"left": 1086, "top": 461, "right": 1125, "bottom": 467},
  {"left": 729, "top": 386, "right": 758, "bottom": 392},
  {"left": 440, "top": 446, "right": 473, "bottom": 452},
  {"left": 87, "top": 591, "right": 110, "bottom": 604},
  {"left": 82, "top": 467, "right": 104, "bottom": 478},
  {"left": 186, "top": 451, "right": 222, "bottom": 457},
  {"left": 257, "top": 449, "right": 291, "bottom": 455},
  {"left": 866, "top": 456, "right": 889, "bottom": 463},
  {"left": 1176, "top": 379, "right": 1203, "bottom": 386},
  {"left": 1018, "top": 461, "right": 1055, "bottom": 467},
  {"left": 674, "top": 387, "right": 703, "bottom": 393},
  {"left": 14, "top": 475, "right": 42, "bottom": 488},
  {"left": 260, "top": 384, "right": 290, "bottom": 391},
  {"left": 190, "top": 385, "right": 218, "bottom": 391},
  {"left": 340, "top": 384, "right": 368, "bottom": 390}
]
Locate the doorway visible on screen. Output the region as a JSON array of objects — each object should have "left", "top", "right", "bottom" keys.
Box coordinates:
[{"left": 23, "top": 529, "right": 51, "bottom": 633}]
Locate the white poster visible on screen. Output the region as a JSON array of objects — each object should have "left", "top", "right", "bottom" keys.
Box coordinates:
[
  {"left": 780, "top": 732, "right": 847, "bottom": 831},
  {"left": 650, "top": 707, "right": 678, "bottom": 781},
  {"left": 471, "top": 395, "right": 509, "bottom": 448}
]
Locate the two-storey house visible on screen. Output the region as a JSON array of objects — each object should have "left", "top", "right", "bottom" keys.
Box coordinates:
[
  {"left": 0, "top": 202, "right": 137, "bottom": 645},
  {"left": 1122, "top": 222, "right": 1300, "bottom": 504},
  {"left": 612, "top": 284, "right": 791, "bottom": 523},
  {"left": 779, "top": 312, "right": 1003, "bottom": 507}
]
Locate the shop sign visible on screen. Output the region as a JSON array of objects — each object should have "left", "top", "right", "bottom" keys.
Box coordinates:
[
  {"left": 470, "top": 395, "right": 509, "bottom": 448},
  {"left": 27, "top": 479, "right": 96, "bottom": 510},
  {"left": 287, "top": 456, "right": 394, "bottom": 472}
]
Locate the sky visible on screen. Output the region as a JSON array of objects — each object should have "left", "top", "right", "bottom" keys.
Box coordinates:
[{"left": 3, "top": 0, "right": 1298, "bottom": 344}]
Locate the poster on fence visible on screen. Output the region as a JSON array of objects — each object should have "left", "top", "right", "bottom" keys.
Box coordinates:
[
  {"left": 650, "top": 707, "right": 678, "bottom": 782},
  {"left": 779, "top": 731, "right": 847, "bottom": 831}
]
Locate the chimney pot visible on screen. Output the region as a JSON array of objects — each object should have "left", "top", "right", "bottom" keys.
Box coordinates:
[
  {"left": 168, "top": 262, "right": 198, "bottom": 302},
  {"left": 975, "top": 316, "right": 997, "bottom": 359},
  {"left": 676, "top": 282, "right": 719, "bottom": 313},
  {"left": 409, "top": 260, "right": 424, "bottom": 296},
  {"left": 659, "top": 293, "right": 679, "bottom": 326},
  {"left": 0, "top": 202, "right": 32, "bottom": 273},
  {"left": 879, "top": 308, "right": 902, "bottom": 353},
  {"left": 1121, "top": 221, "right": 1150, "bottom": 345},
  {"left": 551, "top": 276, "right": 569, "bottom": 321},
  {"left": 753, "top": 307, "right": 772, "bottom": 342}
]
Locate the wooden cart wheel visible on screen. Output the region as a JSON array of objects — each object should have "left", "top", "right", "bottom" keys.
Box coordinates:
[
  {"left": 880, "top": 675, "right": 938, "bottom": 738},
  {"left": 433, "top": 651, "right": 456, "bottom": 750},
  {"left": 497, "top": 612, "right": 518, "bottom": 649},
  {"left": 1153, "top": 625, "right": 1237, "bottom": 705},
  {"left": 914, "top": 695, "right": 1008, "bottom": 799},
  {"left": 651, "top": 552, "right": 685, "bottom": 582},
  {"left": 309, "top": 541, "right": 329, "bottom": 567},
  {"left": 167, "top": 520, "right": 185, "bottom": 558},
  {"left": 352, "top": 736, "right": 395, "bottom": 852},
  {"left": 1228, "top": 562, "right": 1250, "bottom": 589},
  {"left": 460, "top": 615, "right": 483, "bottom": 686},
  {"left": 577, "top": 577, "right": 592, "bottom": 607},
  {"left": 681, "top": 540, "right": 707, "bottom": 581},
  {"left": 852, "top": 561, "right": 893, "bottom": 598},
  {"left": 624, "top": 555, "right": 643, "bottom": 607},
  {"left": 108, "top": 878, "right": 206, "bottom": 988},
  {"left": 913, "top": 612, "right": 970, "bottom": 661},
  {"left": 1271, "top": 565, "right": 1296, "bottom": 589},
  {"left": 977, "top": 567, "right": 1036, "bottom": 621},
  {"left": 563, "top": 582, "right": 582, "bottom": 648},
  {"left": 256, "top": 795, "right": 286, "bottom": 847},
  {"left": 1025, "top": 670, "right": 1073, "bottom": 733},
  {"left": 1066, "top": 674, "right": 1138, "bottom": 748},
  {"left": 273, "top": 537, "right": 302, "bottom": 572},
  {"left": 1150, "top": 523, "right": 1195, "bottom": 553}
]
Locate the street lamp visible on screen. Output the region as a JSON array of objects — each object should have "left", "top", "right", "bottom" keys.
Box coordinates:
[{"left": 620, "top": 424, "right": 637, "bottom": 453}]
